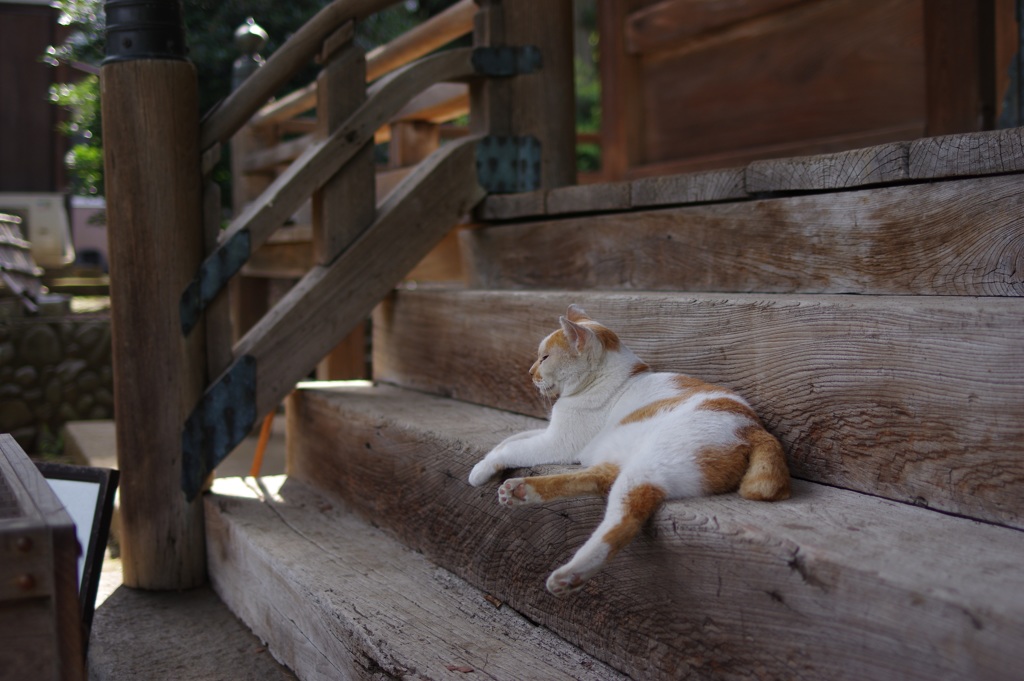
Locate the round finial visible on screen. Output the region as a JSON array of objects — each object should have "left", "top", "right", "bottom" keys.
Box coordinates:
[{"left": 234, "top": 17, "right": 268, "bottom": 56}]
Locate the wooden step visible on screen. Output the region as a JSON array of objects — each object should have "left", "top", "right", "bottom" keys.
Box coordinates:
[
  {"left": 285, "top": 382, "right": 1024, "bottom": 681},
  {"left": 205, "top": 475, "right": 626, "bottom": 681},
  {"left": 465, "top": 172, "right": 1024, "bottom": 295},
  {"left": 476, "top": 127, "right": 1024, "bottom": 221},
  {"left": 372, "top": 289, "right": 1024, "bottom": 529}
]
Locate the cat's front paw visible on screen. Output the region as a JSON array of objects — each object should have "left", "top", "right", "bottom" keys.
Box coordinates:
[
  {"left": 497, "top": 478, "right": 541, "bottom": 506},
  {"left": 546, "top": 566, "right": 589, "bottom": 596},
  {"left": 468, "top": 459, "right": 498, "bottom": 487}
]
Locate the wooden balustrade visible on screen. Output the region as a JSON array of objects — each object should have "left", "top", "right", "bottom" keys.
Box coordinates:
[
  {"left": 201, "top": 0, "right": 397, "bottom": 151},
  {"left": 104, "top": 0, "right": 579, "bottom": 570}
]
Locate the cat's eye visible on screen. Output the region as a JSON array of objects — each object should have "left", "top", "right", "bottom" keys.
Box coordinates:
[{"left": 541, "top": 355, "right": 549, "bottom": 362}]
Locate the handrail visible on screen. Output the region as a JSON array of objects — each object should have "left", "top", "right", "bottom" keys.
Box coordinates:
[
  {"left": 235, "top": 134, "right": 485, "bottom": 419},
  {"left": 183, "top": 134, "right": 486, "bottom": 498},
  {"left": 181, "top": 47, "right": 478, "bottom": 334},
  {"left": 365, "top": 0, "right": 477, "bottom": 81},
  {"left": 200, "top": 0, "right": 399, "bottom": 151},
  {"left": 244, "top": 83, "right": 471, "bottom": 172},
  {"left": 250, "top": 0, "right": 476, "bottom": 130}
]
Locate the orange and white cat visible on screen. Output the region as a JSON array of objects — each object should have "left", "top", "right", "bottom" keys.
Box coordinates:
[{"left": 468, "top": 305, "right": 790, "bottom": 596}]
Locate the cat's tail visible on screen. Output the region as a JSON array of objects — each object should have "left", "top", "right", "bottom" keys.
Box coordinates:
[{"left": 739, "top": 428, "right": 791, "bottom": 501}]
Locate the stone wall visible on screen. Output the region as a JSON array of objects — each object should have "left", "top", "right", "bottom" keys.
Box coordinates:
[{"left": 0, "top": 312, "right": 112, "bottom": 453}]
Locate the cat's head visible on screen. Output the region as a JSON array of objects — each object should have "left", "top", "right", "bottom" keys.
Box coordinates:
[{"left": 530, "top": 305, "right": 621, "bottom": 398}]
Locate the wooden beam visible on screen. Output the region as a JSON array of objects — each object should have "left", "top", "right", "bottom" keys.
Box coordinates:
[
  {"left": 313, "top": 31, "right": 374, "bottom": 266},
  {"left": 372, "top": 289, "right": 1024, "bottom": 529},
  {"left": 101, "top": 59, "right": 207, "bottom": 589},
  {"left": 241, "top": 134, "right": 315, "bottom": 174},
  {"left": 745, "top": 142, "right": 910, "bottom": 193},
  {"left": 597, "top": 0, "right": 644, "bottom": 180},
  {"left": 467, "top": 173, "right": 1024, "bottom": 297},
  {"left": 365, "top": 0, "right": 476, "bottom": 81},
  {"left": 232, "top": 135, "right": 485, "bottom": 427}
]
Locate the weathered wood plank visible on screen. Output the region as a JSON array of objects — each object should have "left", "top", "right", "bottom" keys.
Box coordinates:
[
  {"left": 206, "top": 475, "right": 627, "bottom": 681},
  {"left": 546, "top": 181, "right": 631, "bottom": 215},
  {"left": 745, "top": 141, "right": 910, "bottom": 193},
  {"left": 909, "top": 126, "right": 1024, "bottom": 179},
  {"left": 234, "top": 135, "right": 485, "bottom": 419},
  {"left": 631, "top": 166, "right": 747, "bottom": 207},
  {"left": 464, "top": 174, "right": 1024, "bottom": 296},
  {"left": 476, "top": 190, "right": 547, "bottom": 221},
  {"left": 0, "top": 435, "right": 83, "bottom": 681},
  {"left": 287, "top": 383, "right": 1024, "bottom": 681},
  {"left": 101, "top": 58, "right": 207, "bottom": 589},
  {"left": 372, "top": 289, "right": 1024, "bottom": 528}
]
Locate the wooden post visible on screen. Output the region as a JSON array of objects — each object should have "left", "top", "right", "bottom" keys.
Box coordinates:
[
  {"left": 471, "top": 0, "right": 577, "bottom": 189},
  {"left": 924, "top": 0, "right": 998, "bottom": 135},
  {"left": 597, "top": 0, "right": 643, "bottom": 181},
  {"left": 100, "top": 2, "right": 206, "bottom": 589},
  {"left": 314, "top": 23, "right": 375, "bottom": 381}
]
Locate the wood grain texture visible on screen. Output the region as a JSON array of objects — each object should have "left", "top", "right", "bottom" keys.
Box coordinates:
[
  {"left": 206, "top": 475, "right": 627, "bottom": 681},
  {"left": 287, "top": 383, "right": 1024, "bottom": 681},
  {"left": 636, "top": 0, "right": 925, "bottom": 167},
  {"left": 364, "top": 0, "right": 475, "bottom": 81},
  {"left": 372, "top": 289, "right": 1024, "bottom": 528},
  {"left": 909, "top": 126, "right": 1024, "bottom": 179},
  {"left": 546, "top": 182, "right": 631, "bottom": 215},
  {"left": 0, "top": 435, "right": 84, "bottom": 681},
  {"left": 313, "top": 38, "right": 374, "bottom": 266},
  {"left": 101, "top": 59, "right": 207, "bottom": 589},
  {"left": 476, "top": 190, "right": 547, "bottom": 221},
  {"left": 234, "top": 135, "right": 486, "bottom": 418},
  {"left": 625, "top": 0, "right": 809, "bottom": 55},
  {"left": 208, "top": 48, "right": 476, "bottom": 284},
  {"left": 631, "top": 166, "right": 747, "bottom": 206},
  {"left": 464, "top": 174, "right": 1024, "bottom": 296},
  {"left": 745, "top": 141, "right": 910, "bottom": 192},
  {"left": 473, "top": 0, "right": 577, "bottom": 188}
]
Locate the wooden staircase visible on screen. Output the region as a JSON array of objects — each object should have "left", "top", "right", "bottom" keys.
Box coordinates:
[{"left": 202, "top": 127, "right": 1024, "bottom": 680}]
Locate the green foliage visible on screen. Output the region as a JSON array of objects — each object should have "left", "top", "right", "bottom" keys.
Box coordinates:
[{"left": 50, "top": 75, "right": 103, "bottom": 195}]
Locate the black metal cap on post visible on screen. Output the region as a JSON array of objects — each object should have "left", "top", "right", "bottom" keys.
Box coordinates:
[{"left": 103, "top": 0, "right": 188, "bottom": 64}]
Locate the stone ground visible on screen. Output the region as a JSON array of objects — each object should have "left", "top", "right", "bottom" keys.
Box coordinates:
[{"left": 83, "top": 416, "right": 298, "bottom": 680}]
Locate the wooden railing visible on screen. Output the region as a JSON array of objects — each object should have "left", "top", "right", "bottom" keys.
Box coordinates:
[{"left": 102, "top": 0, "right": 575, "bottom": 589}]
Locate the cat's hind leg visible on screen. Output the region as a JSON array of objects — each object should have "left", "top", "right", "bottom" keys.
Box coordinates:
[
  {"left": 498, "top": 463, "right": 620, "bottom": 507},
  {"left": 546, "top": 477, "right": 665, "bottom": 596}
]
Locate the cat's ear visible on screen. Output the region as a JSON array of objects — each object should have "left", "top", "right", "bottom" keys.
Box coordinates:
[
  {"left": 566, "top": 304, "right": 589, "bottom": 323},
  {"left": 559, "top": 315, "right": 594, "bottom": 354}
]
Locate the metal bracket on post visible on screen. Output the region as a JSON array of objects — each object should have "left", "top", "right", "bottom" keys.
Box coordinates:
[
  {"left": 471, "top": 45, "right": 542, "bottom": 76},
  {"left": 181, "top": 355, "right": 257, "bottom": 500},
  {"left": 476, "top": 135, "right": 541, "bottom": 193},
  {"left": 180, "top": 228, "right": 251, "bottom": 336}
]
